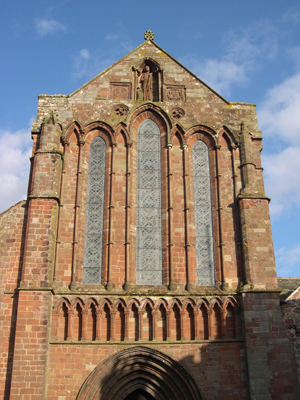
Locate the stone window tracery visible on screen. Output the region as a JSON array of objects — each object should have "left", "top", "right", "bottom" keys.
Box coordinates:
[
  {"left": 192, "top": 140, "right": 215, "bottom": 286},
  {"left": 83, "top": 136, "right": 106, "bottom": 284},
  {"left": 136, "top": 119, "right": 162, "bottom": 285}
]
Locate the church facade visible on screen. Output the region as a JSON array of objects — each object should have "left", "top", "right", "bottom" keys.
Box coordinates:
[{"left": 0, "top": 32, "right": 299, "bottom": 399}]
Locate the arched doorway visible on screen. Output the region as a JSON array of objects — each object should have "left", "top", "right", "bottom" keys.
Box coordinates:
[
  {"left": 124, "top": 389, "right": 155, "bottom": 400},
  {"left": 77, "top": 346, "right": 202, "bottom": 400}
]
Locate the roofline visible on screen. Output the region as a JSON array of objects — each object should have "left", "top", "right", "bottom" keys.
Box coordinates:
[
  {"left": 147, "top": 40, "right": 229, "bottom": 104},
  {"left": 37, "top": 40, "right": 256, "bottom": 107},
  {"left": 0, "top": 200, "right": 27, "bottom": 217},
  {"left": 68, "top": 40, "right": 230, "bottom": 102},
  {"left": 69, "top": 41, "right": 149, "bottom": 97}
]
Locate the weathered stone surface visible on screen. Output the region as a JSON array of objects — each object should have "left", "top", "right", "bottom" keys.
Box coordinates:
[{"left": 0, "top": 38, "right": 299, "bottom": 400}]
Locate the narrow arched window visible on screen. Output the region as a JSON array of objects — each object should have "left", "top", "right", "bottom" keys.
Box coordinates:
[
  {"left": 192, "top": 140, "right": 215, "bottom": 286},
  {"left": 83, "top": 136, "right": 106, "bottom": 284},
  {"left": 136, "top": 119, "right": 162, "bottom": 285}
]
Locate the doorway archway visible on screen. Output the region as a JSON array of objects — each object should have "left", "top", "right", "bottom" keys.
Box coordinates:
[
  {"left": 77, "top": 346, "right": 202, "bottom": 400},
  {"left": 124, "top": 389, "right": 155, "bottom": 400}
]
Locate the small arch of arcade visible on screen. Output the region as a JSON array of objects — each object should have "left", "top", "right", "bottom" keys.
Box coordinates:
[
  {"left": 51, "top": 295, "right": 240, "bottom": 343},
  {"left": 76, "top": 346, "right": 203, "bottom": 400}
]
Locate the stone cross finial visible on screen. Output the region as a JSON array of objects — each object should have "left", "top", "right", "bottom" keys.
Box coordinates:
[{"left": 144, "top": 30, "right": 154, "bottom": 41}]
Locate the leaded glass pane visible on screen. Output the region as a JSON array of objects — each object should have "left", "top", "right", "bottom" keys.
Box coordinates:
[
  {"left": 137, "top": 133, "right": 160, "bottom": 152},
  {"left": 137, "top": 189, "right": 161, "bottom": 208},
  {"left": 139, "top": 208, "right": 160, "bottom": 227},
  {"left": 136, "top": 270, "right": 162, "bottom": 286},
  {"left": 83, "top": 267, "right": 102, "bottom": 285},
  {"left": 83, "top": 136, "right": 106, "bottom": 284},
  {"left": 136, "top": 119, "right": 162, "bottom": 285},
  {"left": 137, "top": 170, "right": 160, "bottom": 188},
  {"left": 193, "top": 140, "right": 215, "bottom": 286},
  {"left": 138, "top": 151, "right": 160, "bottom": 170}
]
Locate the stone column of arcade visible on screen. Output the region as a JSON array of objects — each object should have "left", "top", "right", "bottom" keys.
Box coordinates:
[{"left": 10, "top": 111, "right": 62, "bottom": 399}]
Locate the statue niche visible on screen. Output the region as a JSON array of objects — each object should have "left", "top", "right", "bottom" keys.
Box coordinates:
[
  {"left": 134, "top": 60, "right": 162, "bottom": 102},
  {"left": 139, "top": 65, "right": 152, "bottom": 101}
]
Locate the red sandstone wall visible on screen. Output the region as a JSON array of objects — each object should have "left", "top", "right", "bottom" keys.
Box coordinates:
[
  {"left": 1, "top": 39, "right": 291, "bottom": 399},
  {"left": 51, "top": 113, "right": 248, "bottom": 290},
  {"left": 47, "top": 342, "right": 248, "bottom": 400},
  {"left": 0, "top": 202, "right": 27, "bottom": 399},
  {"left": 25, "top": 40, "right": 276, "bottom": 292},
  {"left": 239, "top": 198, "right": 277, "bottom": 288},
  {"left": 281, "top": 301, "right": 300, "bottom": 394},
  {"left": 243, "top": 292, "right": 300, "bottom": 399},
  {"left": 9, "top": 291, "right": 52, "bottom": 400}
]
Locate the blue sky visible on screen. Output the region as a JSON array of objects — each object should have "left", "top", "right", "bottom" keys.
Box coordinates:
[{"left": 1, "top": 0, "right": 300, "bottom": 277}]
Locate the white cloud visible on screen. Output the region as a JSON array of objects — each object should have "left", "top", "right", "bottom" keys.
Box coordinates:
[
  {"left": 258, "top": 65, "right": 300, "bottom": 219},
  {"left": 281, "top": 9, "right": 300, "bottom": 25},
  {"left": 105, "top": 34, "right": 119, "bottom": 41},
  {"left": 105, "top": 33, "right": 133, "bottom": 52},
  {"left": 276, "top": 245, "right": 300, "bottom": 277},
  {"left": 226, "top": 19, "right": 278, "bottom": 63},
  {"left": 120, "top": 41, "right": 133, "bottom": 53},
  {"left": 258, "top": 69, "right": 300, "bottom": 145},
  {"left": 79, "top": 49, "right": 90, "bottom": 60},
  {"left": 179, "top": 19, "right": 279, "bottom": 97},
  {"left": 287, "top": 46, "right": 300, "bottom": 67},
  {"left": 72, "top": 48, "right": 119, "bottom": 80},
  {"left": 181, "top": 57, "right": 248, "bottom": 96},
  {"left": 72, "top": 38, "right": 134, "bottom": 80},
  {"left": 262, "top": 146, "right": 300, "bottom": 216},
  {"left": 35, "top": 17, "right": 66, "bottom": 37},
  {"left": 0, "top": 126, "right": 32, "bottom": 213}
]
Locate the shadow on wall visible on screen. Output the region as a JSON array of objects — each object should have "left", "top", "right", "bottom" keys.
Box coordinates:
[
  {"left": 4, "top": 203, "right": 28, "bottom": 400},
  {"left": 76, "top": 344, "right": 249, "bottom": 400},
  {"left": 76, "top": 346, "right": 203, "bottom": 400}
]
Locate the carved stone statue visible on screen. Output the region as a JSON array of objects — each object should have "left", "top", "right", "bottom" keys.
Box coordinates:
[{"left": 138, "top": 65, "right": 152, "bottom": 101}]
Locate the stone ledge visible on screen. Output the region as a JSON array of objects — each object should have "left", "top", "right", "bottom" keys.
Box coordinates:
[{"left": 50, "top": 339, "right": 243, "bottom": 345}]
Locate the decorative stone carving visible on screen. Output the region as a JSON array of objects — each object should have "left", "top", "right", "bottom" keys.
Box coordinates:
[
  {"left": 42, "top": 109, "right": 60, "bottom": 125},
  {"left": 133, "top": 59, "right": 162, "bottom": 102},
  {"left": 138, "top": 65, "right": 153, "bottom": 101},
  {"left": 110, "top": 82, "right": 132, "bottom": 100},
  {"left": 114, "top": 104, "right": 129, "bottom": 117},
  {"left": 171, "top": 107, "right": 185, "bottom": 119},
  {"left": 144, "top": 30, "right": 155, "bottom": 41},
  {"left": 165, "top": 85, "right": 186, "bottom": 102}
]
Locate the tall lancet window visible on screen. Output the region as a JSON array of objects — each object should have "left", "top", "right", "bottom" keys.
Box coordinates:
[
  {"left": 83, "top": 136, "right": 106, "bottom": 284},
  {"left": 136, "top": 119, "right": 162, "bottom": 285},
  {"left": 192, "top": 140, "right": 215, "bottom": 286}
]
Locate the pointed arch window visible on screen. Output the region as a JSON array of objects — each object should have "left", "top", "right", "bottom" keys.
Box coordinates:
[
  {"left": 83, "top": 136, "right": 106, "bottom": 284},
  {"left": 192, "top": 140, "right": 215, "bottom": 286},
  {"left": 136, "top": 119, "right": 162, "bottom": 285}
]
